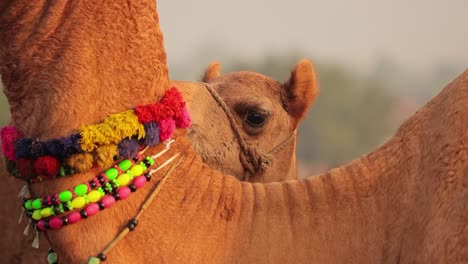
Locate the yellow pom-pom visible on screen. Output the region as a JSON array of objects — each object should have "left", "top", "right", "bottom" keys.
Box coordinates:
[
  {"left": 96, "top": 145, "right": 118, "bottom": 168},
  {"left": 66, "top": 153, "right": 94, "bottom": 173},
  {"left": 79, "top": 110, "right": 145, "bottom": 152},
  {"left": 71, "top": 197, "right": 86, "bottom": 209}
]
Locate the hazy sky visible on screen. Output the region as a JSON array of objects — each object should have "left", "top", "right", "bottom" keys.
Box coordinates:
[{"left": 158, "top": 0, "right": 467, "bottom": 72}]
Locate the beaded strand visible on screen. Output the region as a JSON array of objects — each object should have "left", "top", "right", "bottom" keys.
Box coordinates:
[
  {"left": 36, "top": 172, "right": 152, "bottom": 231},
  {"left": 35, "top": 151, "right": 180, "bottom": 232},
  {"left": 25, "top": 156, "right": 156, "bottom": 221}
]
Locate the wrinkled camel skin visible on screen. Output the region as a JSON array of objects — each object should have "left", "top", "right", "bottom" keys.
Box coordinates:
[
  {"left": 177, "top": 61, "right": 317, "bottom": 182},
  {"left": 1, "top": 1, "right": 467, "bottom": 264}
]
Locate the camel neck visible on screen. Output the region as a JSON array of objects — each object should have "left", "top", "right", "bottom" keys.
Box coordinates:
[{"left": 0, "top": 0, "right": 169, "bottom": 139}]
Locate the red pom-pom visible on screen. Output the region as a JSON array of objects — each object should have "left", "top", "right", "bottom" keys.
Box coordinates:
[
  {"left": 16, "top": 158, "right": 35, "bottom": 179},
  {"left": 34, "top": 156, "right": 60, "bottom": 178},
  {"left": 135, "top": 87, "right": 186, "bottom": 123}
]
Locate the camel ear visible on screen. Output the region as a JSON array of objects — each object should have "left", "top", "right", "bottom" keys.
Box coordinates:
[
  {"left": 283, "top": 59, "right": 319, "bottom": 127},
  {"left": 202, "top": 62, "right": 221, "bottom": 82}
]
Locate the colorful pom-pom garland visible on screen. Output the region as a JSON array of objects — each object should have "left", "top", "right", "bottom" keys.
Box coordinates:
[{"left": 0, "top": 87, "right": 191, "bottom": 182}]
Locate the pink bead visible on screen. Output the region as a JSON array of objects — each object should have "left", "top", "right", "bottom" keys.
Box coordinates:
[
  {"left": 85, "top": 203, "right": 100, "bottom": 216},
  {"left": 118, "top": 187, "right": 131, "bottom": 200},
  {"left": 68, "top": 211, "right": 82, "bottom": 224},
  {"left": 37, "top": 220, "right": 46, "bottom": 231},
  {"left": 102, "top": 196, "right": 116, "bottom": 208},
  {"left": 133, "top": 176, "right": 147, "bottom": 188},
  {"left": 49, "top": 217, "right": 63, "bottom": 230}
]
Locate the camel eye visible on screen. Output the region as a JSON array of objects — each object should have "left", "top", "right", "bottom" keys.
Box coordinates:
[{"left": 245, "top": 112, "right": 266, "bottom": 127}]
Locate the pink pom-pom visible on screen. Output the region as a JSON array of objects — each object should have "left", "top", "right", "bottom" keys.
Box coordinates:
[
  {"left": 133, "top": 176, "right": 147, "bottom": 188},
  {"left": 158, "top": 118, "right": 176, "bottom": 141},
  {"left": 49, "top": 217, "right": 63, "bottom": 230},
  {"left": 68, "top": 212, "right": 82, "bottom": 224},
  {"left": 0, "top": 126, "right": 22, "bottom": 160},
  {"left": 118, "top": 187, "right": 131, "bottom": 200},
  {"left": 85, "top": 203, "right": 100, "bottom": 216},
  {"left": 175, "top": 107, "right": 191, "bottom": 128}
]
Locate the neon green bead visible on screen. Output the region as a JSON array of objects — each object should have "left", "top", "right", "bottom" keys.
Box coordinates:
[
  {"left": 118, "top": 159, "right": 132, "bottom": 171},
  {"left": 40, "top": 208, "right": 53, "bottom": 218},
  {"left": 87, "top": 190, "right": 101, "bottom": 203},
  {"left": 117, "top": 173, "right": 131, "bottom": 186},
  {"left": 74, "top": 184, "right": 88, "bottom": 196},
  {"left": 59, "top": 190, "right": 73, "bottom": 202},
  {"left": 105, "top": 168, "right": 119, "bottom": 180},
  {"left": 32, "top": 210, "right": 42, "bottom": 220},
  {"left": 71, "top": 197, "right": 86, "bottom": 209},
  {"left": 24, "top": 200, "right": 33, "bottom": 210},
  {"left": 32, "top": 198, "right": 42, "bottom": 210},
  {"left": 88, "top": 257, "right": 101, "bottom": 264},
  {"left": 130, "top": 164, "right": 144, "bottom": 176},
  {"left": 146, "top": 157, "right": 155, "bottom": 166}
]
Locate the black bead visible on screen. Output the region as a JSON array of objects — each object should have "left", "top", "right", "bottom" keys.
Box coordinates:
[
  {"left": 113, "top": 193, "right": 120, "bottom": 201},
  {"left": 98, "top": 176, "right": 105, "bottom": 185},
  {"left": 26, "top": 211, "right": 33, "bottom": 218},
  {"left": 53, "top": 206, "right": 61, "bottom": 215},
  {"left": 63, "top": 203, "right": 71, "bottom": 212},
  {"left": 48, "top": 248, "right": 55, "bottom": 254},
  {"left": 143, "top": 160, "right": 152, "bottom": 167},
  {"left": 127, "top": 219, "right": 138, "bottom": 231},
  {"left": 144, "top": 173, "right": 151, "bottom": 181},
  {"left": 98, "top": 201, "right": 105, "bottom": 210},
  {"left": 102, "top": 186, "right": 110, "bottom": 194},
  {"left": 98, "top": 253, "right": 107, "bottom": 261},
  {"left": 89, "top": 180, "right": 97, "bottom": 188},
  {"left": 61, "top": 216, "right": 69, "bottom": 225},
  {"left": 129, "top": 184, "right": 137, "bottom": 192},
  {"left": 80, "top": 210, "right": 88, "bottom": 219},
  {"left": 132, "top": 157, "right": 139, "bottom": 162},
  {"left": 21, "top": 198, "right": 27, "bottom": 206},
  {"left": 44, "top": 221, "right": 50, "bottom": 230},
  {"left": 110, "top": 182, "right": 119, "bottom": 193}
]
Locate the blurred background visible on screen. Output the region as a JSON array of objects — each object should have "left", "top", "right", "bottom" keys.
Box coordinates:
[{"left": 1, "top": 0, "right": 467, "bottom": 178}]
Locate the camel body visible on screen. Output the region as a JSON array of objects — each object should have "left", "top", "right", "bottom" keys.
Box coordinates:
[{"left": 0, "top": 1, "right": 466, "bottom": 263}]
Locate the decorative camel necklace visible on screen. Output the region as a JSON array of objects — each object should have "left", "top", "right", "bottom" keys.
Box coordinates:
[{"left": 0, "top": 87, "right": 190, "bottom": 263}]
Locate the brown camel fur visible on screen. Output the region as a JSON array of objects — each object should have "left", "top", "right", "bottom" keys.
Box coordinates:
[
  {"left": 1, "top": 1, "right": 467, "bottom": 263},
  {"left": 178, "top": 61, "right": 317, "bottom": 182}
]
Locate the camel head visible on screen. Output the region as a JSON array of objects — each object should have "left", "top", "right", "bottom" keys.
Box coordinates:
[{"left": 176, "top": 59, "right": 318, "bottom": 182}]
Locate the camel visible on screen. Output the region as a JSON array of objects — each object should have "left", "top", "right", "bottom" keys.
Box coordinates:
[
  {"left": 179, "top": 61, "right": 317, "bottom": 182},
  {"left": 0, "top": 62, "right": 316, "bottom": 264},
  {"left": 0, "top": 1, "right": 466, "bottom": 264}
]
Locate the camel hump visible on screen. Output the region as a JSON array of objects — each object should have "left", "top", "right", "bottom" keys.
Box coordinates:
[
  {"left": 202, "top": 62, "right": 222, "bottom": 82},
  {"left": 283, "top": 59, "right": 319, "bottom": 127}
]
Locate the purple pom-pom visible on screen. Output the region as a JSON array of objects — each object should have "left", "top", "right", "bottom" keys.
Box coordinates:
[
  {"left": 61, "top": 134, "right": 82, "bottom": 157},
  {"left": 45, "top": 139, "right": 65, "bottom": 158},
  {"left": 118, "top": 138, "right": 140, "bottom": 159},
  {"left": 15, "top": 138, "right": 34, "bottom": 159},
  {"left": 143, "top": 122, "right": 160, "bottom": 147}
]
